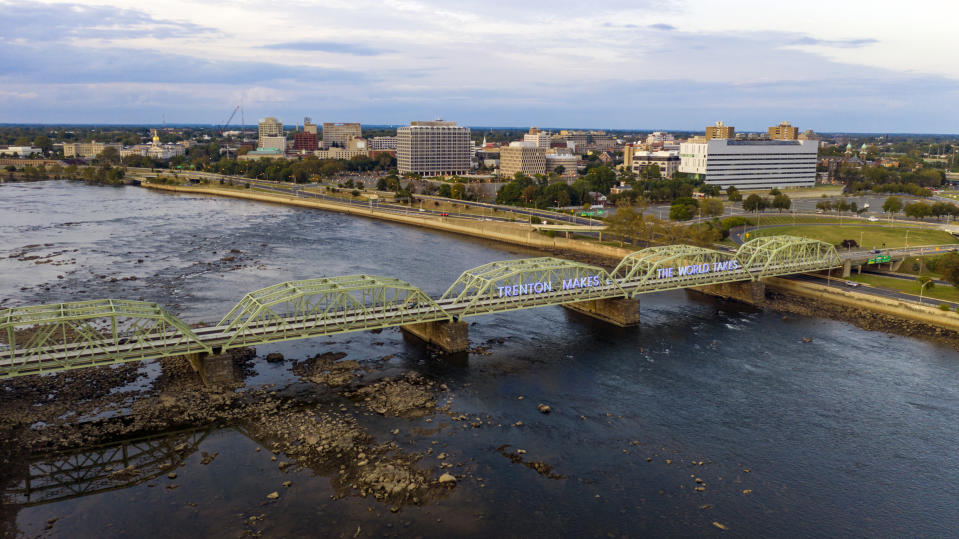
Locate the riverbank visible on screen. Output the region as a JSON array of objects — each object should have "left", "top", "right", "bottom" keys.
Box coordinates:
[{"left": 141, "top": 182, "right": 633, "bottom": 263}]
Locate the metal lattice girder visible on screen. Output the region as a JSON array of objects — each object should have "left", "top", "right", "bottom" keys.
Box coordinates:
[
  {"left": 216, "top": 275, "right": 449, "bottom": 349},
  {"left": 612, "top": 245, "right": 751, "bottom": 296},
  {"left": 0, "top": 299, "right": 210, "bottom": 379},
  {"left": 736, "top": 235, "right": 841, "bottom": 278},
  {"left": 439, "top": 257, "right": 627, "bottom": 317}
]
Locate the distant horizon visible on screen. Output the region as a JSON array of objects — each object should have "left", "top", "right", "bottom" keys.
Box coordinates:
[{"left": 1, "top": 123, "right": 956, "bottom": 138}]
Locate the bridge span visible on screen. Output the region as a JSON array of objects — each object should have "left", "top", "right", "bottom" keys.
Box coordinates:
[{"left": 1, "top": 236, "right": 842, "bottom": 379}]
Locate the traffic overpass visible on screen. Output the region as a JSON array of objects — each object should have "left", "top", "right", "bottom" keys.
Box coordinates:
[{"left": 1, "top": 235, "right": 844, "bottom": 379}]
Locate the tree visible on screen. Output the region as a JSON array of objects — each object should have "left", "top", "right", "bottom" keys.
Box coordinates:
[
  {"left": 701, "top": 184, "right": 721, "bottom": 197},
  {"left": 816, "top": 200, "right": 833, "bottom": 212},
  {"left": 937, "top": 253, "right": 959, "bottom": 288},
  {"left": 882, "top": 196, "right": 903, "bottom": 214},
  {"left": 904, "top": 201, "right": 931, "bottom": 219},
  {"left": 33, "top": 135, "right": 52, "bottom": 153},
  {"left": 726, "top": 186, "right": 742, "bottom": 202},
  {"left": 99, "top": 146, "right": 121, "bottom": 165},
  {"left": 772, "top": 193, "right": 792, "bottom": 212},
  {"left": 669, "top": 197, "right": 698, "bottom": 221},
  {"left": 553, "top": 165, "right": 565, "bottom": 176},
  {"left": 742, "top": 194, "right": 768, "bottom": 212},
  {"left": 700, "top": 197, "right": 725, "bottom": 218}
]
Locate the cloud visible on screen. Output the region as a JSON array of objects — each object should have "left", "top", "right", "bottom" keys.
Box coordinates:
[
  {"left": 649, "top": 23, "right": 676, "bottom": 30},
  {"left": 0, "top": 43, "right": 368, "bottom": 86},
  {"left": 260, "top": 41, "right": 391, "bottom": 56},
  {"left": 790, "top": 36, "right": 879, "bottom": 48},
  {"left": 0, "top": 3, "right": 218, "bottom": 41}
]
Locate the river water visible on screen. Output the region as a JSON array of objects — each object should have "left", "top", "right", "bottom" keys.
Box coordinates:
[{"left": 1, "top": 181, "right": 958, "bottom": 537}]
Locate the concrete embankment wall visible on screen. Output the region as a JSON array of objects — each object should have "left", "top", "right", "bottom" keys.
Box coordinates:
[
  {"left": 766, "top": 277, "right": 959, "bottom": 332},
  {"left": 142, "top": 183, "right": 633, "bottom": 262}
]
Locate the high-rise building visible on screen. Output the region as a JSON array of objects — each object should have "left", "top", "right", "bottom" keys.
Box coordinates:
[
  {"left": 705, "top": 121, "right": 735, "bottom": 140},
  {"left": 322, "top": 123, "right": 362, "bottom": 147},
  {"left": 524, "top": 127, "right": 550, "bottom": 148},
  {"left": 768, "top": 121, "right": 799, "bottom": 140},
  {"left": 500, "top": 142, "right": 546, "bottom": 177},
  {"left": 396, "top": 121, "right": 471, "bottom": 177},
  {"left": 679, "top": 139, "right": 818, "bottom": 189},
  {"left": 303, "top": 117, "right": 318, "bottom": 135},
  {"left": 258, "top": 117, "right": 283, "bottom": 146},
  {"left": 293, "top": 131, "right": 318, "bottom": 152}
]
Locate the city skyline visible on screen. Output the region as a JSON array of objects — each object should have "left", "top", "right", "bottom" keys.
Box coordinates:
[{"left": 1, "top": 1, "right": 957, "bottom": 132}]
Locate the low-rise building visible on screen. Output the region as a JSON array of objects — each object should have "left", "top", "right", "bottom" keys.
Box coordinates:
[
  {"left": 371, "top": 136, "right": 397, "bottom": 150},
  {"left": 258, "top": 136, "right": 287, "bottom": 152},
  {"left": 545, "top": 153, "right": 580, "bottom": 182},
  {"left": 0, "top": 146, "right": 42, "bottom": 157},
  {"left": 679, "top": 139, "right": 818, "bottom": 189},
  {"left": 523, "top": 127, "right": 550, "bottom": 148},
  {"left": 627, "top": 150, "right": 680, "bottom": 178}
]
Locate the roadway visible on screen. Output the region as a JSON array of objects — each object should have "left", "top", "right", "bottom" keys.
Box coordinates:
[{"left": 782, "top": 273, "right": 959, "bottom": 310}]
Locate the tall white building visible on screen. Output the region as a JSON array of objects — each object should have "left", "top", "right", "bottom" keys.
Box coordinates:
[
  {"left": 396, "top": 121, "right": 471, "bottom": 177},
  {"left": 679, "top": 139, "right": 818, "bottom": 189},
  {"left": 258, "top": 117, "right": 284, "bottom": 150}
]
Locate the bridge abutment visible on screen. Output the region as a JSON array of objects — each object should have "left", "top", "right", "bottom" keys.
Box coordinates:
[
  {"left": 693, "top": 279, "right": 766, "bottom": 304},
  {"left": 401, "top": 320, "right": 469, "bottom": 353},
  {"left": 562, "top": 297, "right": 641, "bottom": 327}
]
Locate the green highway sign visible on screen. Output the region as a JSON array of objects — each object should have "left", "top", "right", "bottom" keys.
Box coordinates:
[{"left": 867, "top": 255, "right": 891, "bottom": 264}]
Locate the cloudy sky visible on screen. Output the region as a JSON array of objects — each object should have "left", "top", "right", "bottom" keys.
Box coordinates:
[{"left": 1, "top": 0, "right": 957, "bottom": 132}]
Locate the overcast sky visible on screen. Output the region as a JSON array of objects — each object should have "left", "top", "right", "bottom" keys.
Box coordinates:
[{"left": 1, "top": 0, "right": 957, "bottom": 132}]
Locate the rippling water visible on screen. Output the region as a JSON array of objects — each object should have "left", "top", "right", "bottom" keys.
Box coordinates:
[{"left": 2, "top": 181, "right": 958, "bottom": 537}]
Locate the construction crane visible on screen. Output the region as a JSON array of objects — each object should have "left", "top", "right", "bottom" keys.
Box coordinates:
[{"left": 218, "top": 105, "right": 241, "bottom": 135}]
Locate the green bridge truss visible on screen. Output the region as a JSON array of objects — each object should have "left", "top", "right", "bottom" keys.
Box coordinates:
[
  {"left": 0, "top": 299, "right": 210, "bottom": 378},
  {"left": 440, "top": 257, "right": 626, "bottom": 317},
  {"left": 216, "top": 275, "right": 450, "bottom": 350},
  {"left": 1, "top": 236, "right": 843, "bottom": 379}
]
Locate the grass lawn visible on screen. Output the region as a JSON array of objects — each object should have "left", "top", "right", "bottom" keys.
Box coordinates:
[
  {"left": 749, "top": 224, "right": 957, "bottom": 249},
  {"left": 846, "top": 273, "right": 959, "bottom": 304}
]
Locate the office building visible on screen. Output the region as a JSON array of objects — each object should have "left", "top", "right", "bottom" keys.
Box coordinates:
[
  {"left": 768, "top": 121, "right": 799, "bottom": 140},
  {"left": 258, "top": 117, "right": 283, "bottom": 148},
  {"left": 705, "top": 121, "right": 735, "bottom": 140},
  {"left": 546, "top": 153, "right": 579, "bottom": 181},
  {"left": 371, "top": 136, "right": 397, "bottom": 150},
  {"left": 396, "top": 121, "right": 471, "bottom": 177},
  {"left": 499, "top": 142, "right": 546, "bottom": 177},
  {"left": 259, "top": 136, "right": 286, "bottom": 152},
  {"left": 322, "top": 123, "right": 362, "bottom": 147},
  {"left": 627, "top": 150, "right": 680, "bottom": 178},
  {"left": 679, "top": 139, "right": 818, "bottom": 189},
  {"left": 293, "top": 131, "right": 318, "bottom": 152},
  {"left": 524, "top": 127, "right": 550, "bottom": 148},
  {"left": 303, "top": 117, "right": 318, "bottom": 135}
]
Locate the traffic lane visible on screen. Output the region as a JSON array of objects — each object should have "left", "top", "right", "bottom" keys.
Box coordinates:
[{"left": 783, "top": 273, "right": 959, "bottom": 309}]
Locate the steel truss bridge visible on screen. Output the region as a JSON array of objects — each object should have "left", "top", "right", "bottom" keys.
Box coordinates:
[{"left": 1, "top": 236, "right": 841, "bottom": 379}]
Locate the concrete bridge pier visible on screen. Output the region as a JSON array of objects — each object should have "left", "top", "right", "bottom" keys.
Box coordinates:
[
  {"left": 562, "top": 297, "right": 642, "bottom": 327},
  {"left": 401, "top": 319, "right": 470, "bottom": 353},
  {"left": 185, "top": 351, "right": 241, "bottom": 387},
  {"left": 693, "top": 279, "right": 766, "bottom": 305}
]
